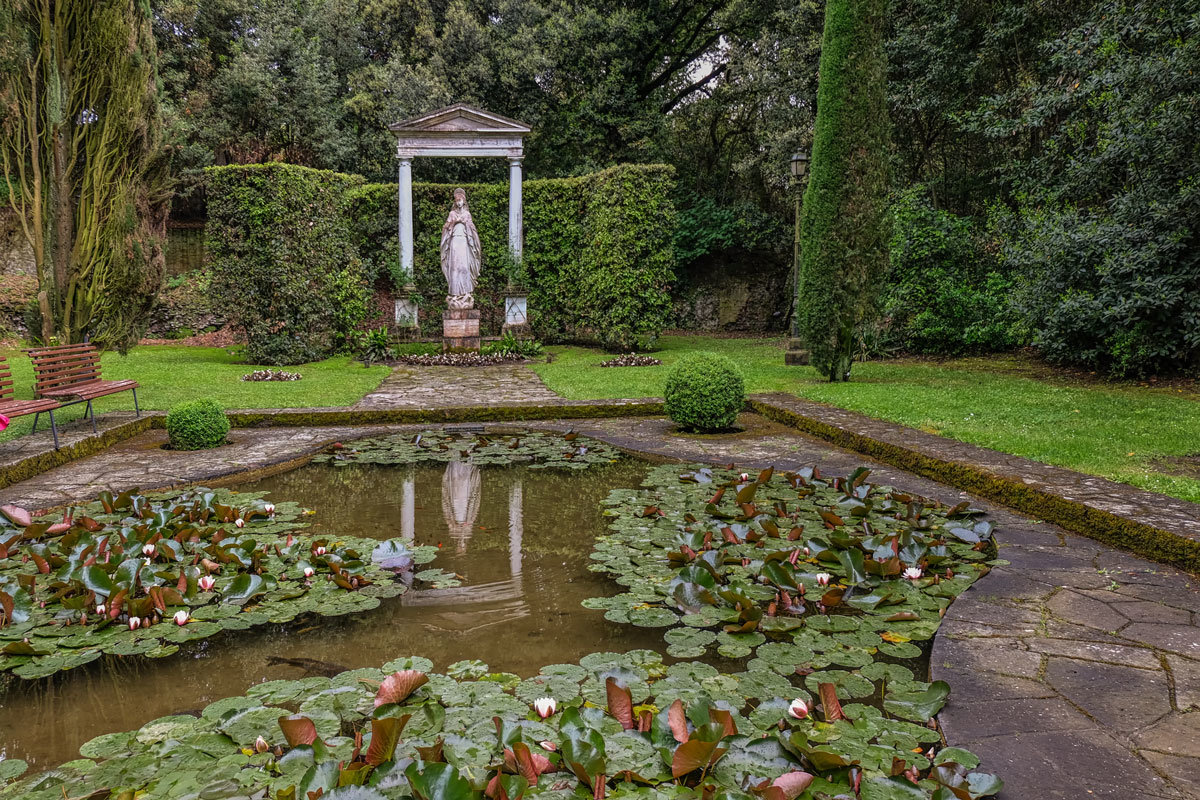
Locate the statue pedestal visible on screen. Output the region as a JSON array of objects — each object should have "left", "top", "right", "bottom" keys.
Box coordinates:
[{"left": 443, "top": 309, "right": 481, "bottom": 352}]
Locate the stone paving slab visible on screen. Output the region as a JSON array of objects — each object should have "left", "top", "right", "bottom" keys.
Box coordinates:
[{"left": 355, "top": 363, "right": 561, "bottom": 408}]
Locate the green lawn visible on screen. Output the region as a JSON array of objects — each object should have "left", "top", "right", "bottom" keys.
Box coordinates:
[
  {"left": 532, "top": 336, "right": 1200, "bottom": 503},
  {"left": 0, "top": 345, "right": 389, "bottom": 444}
]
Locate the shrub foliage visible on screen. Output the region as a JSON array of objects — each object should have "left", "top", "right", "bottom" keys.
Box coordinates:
[
  {"left": 796, "top": 0, "right": 891, "bottom": 381},
  {"left": 166, "top": 399, "right": 230, "bottom": 450},
  {"left": 205, "top": 162, "right": 675, "bottom": 359},
  {"left": 205, "top": 163, "right": 367, "bottom": 365},
  {"left": 664, "top": 352, "right": 746, "bottom": 431}
]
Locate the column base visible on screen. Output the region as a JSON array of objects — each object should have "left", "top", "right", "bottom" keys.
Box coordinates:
[{"left": 443, "top": 309, "right": 481, "bottom": 353}]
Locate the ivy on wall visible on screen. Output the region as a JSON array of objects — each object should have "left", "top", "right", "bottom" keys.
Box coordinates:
[{"left": 207, "top": 162, "right": 676, "bottom": 361}]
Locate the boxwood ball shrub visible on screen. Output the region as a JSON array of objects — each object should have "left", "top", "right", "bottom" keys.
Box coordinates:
[
  {"left": 664, "top": 352, "right": 746, "bottom": 431},
  {"left": 166, "top": 399, "right": 231, "bottom": 450}
]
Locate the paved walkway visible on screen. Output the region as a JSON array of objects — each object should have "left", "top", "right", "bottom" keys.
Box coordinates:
[
  {"left": 0, "top": 408, "right": 1196, "bottom": 797},
  {"left": 355, "top": 364, "right": 561, "bottom": 409}
]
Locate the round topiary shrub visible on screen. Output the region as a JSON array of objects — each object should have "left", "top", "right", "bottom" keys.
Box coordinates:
[
  {"left": 166, "top": 399, "right": 231, "bottom": 450},
  {"left": 664, "top": 352, "right": 746, "bottom": 431}
]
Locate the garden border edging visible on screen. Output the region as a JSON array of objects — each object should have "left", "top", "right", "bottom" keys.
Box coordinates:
[{"left": 750, "top": 393, "right": 1200, "bottom": 573}]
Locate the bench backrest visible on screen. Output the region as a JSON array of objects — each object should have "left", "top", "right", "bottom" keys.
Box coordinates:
[
  {"left": 26, "top": 344, "right": 102, "bottom": 398},
  {"left": 0, "top": 358, "right": 14, "bottom": 403}
]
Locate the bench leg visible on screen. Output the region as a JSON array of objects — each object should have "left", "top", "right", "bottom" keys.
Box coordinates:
[
  {"left": 48, "top": 410, "right": 59, "bottom": 450},
  {"left": 31, "top": 412, "right": 39, "bottom": 435},
  {"left": 133, "top": 388, "right": 140, "bottom": 417},
  {"left": 87, "top": 400, "right": 97, "bottom": 433}
]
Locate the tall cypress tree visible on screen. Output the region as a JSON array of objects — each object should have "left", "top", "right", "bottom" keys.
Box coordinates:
[
  {"left": 0, "top": 0, "right": 170, "bottom": 349},
  {"left": 795, "top": 0, "right": 890, "bottom": 381}
]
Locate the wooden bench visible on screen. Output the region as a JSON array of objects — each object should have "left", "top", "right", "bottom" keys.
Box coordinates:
[
  {"left": 0, "top": 357, "right": 63, "bottom": 448},
  {"left": 26, "top": 343, "right": 140, "bottom": 436}
]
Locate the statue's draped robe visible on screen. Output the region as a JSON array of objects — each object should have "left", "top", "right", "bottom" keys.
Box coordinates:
[{"left": 440, "top": 206, "right": 482, "bottom": 297}]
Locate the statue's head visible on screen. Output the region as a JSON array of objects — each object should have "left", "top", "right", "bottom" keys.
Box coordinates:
[{"left": 453, "top": 187, "right": 467, "bottom": 209}]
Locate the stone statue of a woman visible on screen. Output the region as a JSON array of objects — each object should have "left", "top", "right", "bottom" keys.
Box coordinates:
[{"left": 439, "top": 187, "right": 482, "bottom": 310}]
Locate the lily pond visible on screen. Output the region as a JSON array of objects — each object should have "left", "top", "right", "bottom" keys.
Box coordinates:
[{"left": 0, "top": 429, "right": 1005, "bottom": 800}]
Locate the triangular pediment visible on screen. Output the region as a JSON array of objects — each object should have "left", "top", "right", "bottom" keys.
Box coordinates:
[{"left": 389, "top": 103, "right": 530, "bottom": 135}]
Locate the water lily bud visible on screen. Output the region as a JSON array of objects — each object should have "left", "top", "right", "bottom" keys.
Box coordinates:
[
  {"left": 303, "top": 566, "right": 314, "bottom": 578},
  {"left": 254, "top": 735, "right": 269, "bottom": 754},
  {"left": 173, "top": 610, "right": 189, "bottom": 626},
  {"left": 533, "top": 697, "right": 557, "bottom": 719},
  {"left": 286, "top": 534, "right": 294, "bottom": 547},
  {"left": 787, "top": 699, "right": 809, "bottom": 720},
  {"left": 816, "top": 573, "right": 831, "bottom": 587},
  {"left": 802, "top": 546, "right": 811, "bottom": 556},
  {"left": 128, "top": 616, "right": 140, "bottom": 630},
  {"left": 142, "top": 543, "right": 156, "bottom": 557},
  {"left": 798, "top": 583, "right": 806, "bottom": 596},
  {"left": 903, "top": 567, "right": 923, "bottom": 581},
  {"left": 198, "top": 575, "right": 216, "bottom": 592},
  {"left": 235, "top": 518, "right": 245, "bottom": 528},
  {"left": 539, "top": 741, "right": 557, "bottom": 752}
]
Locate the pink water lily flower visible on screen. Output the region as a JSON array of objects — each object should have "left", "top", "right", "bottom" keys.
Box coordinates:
[
  {"left": 788, "top": 698, "right": 809, "bottom": 720},
  {"left": 128, "top": 616, "right": 140, "bottom": 630},
  {"left": 198, "top": 575, "right": 216, "bottom": 592},
  {"left": 903, "top": 567, "right": 923, "bottom": 581},
  {"left": 303, "top": 566, "right": 315, "bottom": 578},
  {"left": 533, "top": 697, "right": 557, "bottom": 718},
  {"left": 173, "top": 610, "right": 189, "bottom": 626},
  {"left": 816, "top": 573, "right": 831, "bottom": 587},
  {"left": 539, "top": 741, "right": 557, "bottom": 752}
]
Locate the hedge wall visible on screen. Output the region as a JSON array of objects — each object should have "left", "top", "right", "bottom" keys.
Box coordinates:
[
  {"left": 349, "top": 163, "right": 677, "bottom": 349},
  {"left": 205, "top": 163, "right": 366, "bottom": 365},
  {"left": 205, "top": 162, "right": 675, "bottom": 361}
]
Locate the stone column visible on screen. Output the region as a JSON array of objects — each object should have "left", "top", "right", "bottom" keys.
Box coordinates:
[
  {"left": 397, "top": 157, "right": 414, "bottom": 281},
  {"left": 507, "top": 156, "right": 523, "bottom": 261}
]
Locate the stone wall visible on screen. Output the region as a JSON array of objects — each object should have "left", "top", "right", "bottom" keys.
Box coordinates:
[
  {"left": 671, "top": 249, "right": 790, "bottom": 332},
  {"left": 0, "top": 209, "right": 34, "bottom": 276}
]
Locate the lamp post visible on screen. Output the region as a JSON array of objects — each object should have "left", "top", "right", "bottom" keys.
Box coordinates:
[{"left": 785, "top": 150, "right": 810, "bottom": 365}]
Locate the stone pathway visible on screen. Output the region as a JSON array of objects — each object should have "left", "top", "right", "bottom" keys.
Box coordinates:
[
  {"left": 0, "top": 411, "right": 1196, "bottom": 797},
  {"left": 355, "top": 364, "right": 561, "bottom": 409}
]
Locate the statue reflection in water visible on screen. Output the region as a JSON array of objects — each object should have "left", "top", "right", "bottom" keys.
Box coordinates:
[{"left": 442, "top": 461, "right": 481, "bottom": 554}]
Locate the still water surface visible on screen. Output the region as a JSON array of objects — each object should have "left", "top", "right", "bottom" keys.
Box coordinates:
[{"left": 0, "top": 459, "right": 660, "bottom": 766}]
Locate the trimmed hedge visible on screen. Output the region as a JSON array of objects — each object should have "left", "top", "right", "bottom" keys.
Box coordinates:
[
  {"left": 206, "top": 162, "right": 676, "bottom": 357},
  {"left": 166, "top": 399, "right": 230, "bottom": 450},
  {"left": 663, "top": 352, "right": 746, "bottom": 431},
  {"left": 205, "top": 163, "right": 367, "bottom": 365},
  {"left": 349, "top": 163, "right": 676, "bottom": 349}
]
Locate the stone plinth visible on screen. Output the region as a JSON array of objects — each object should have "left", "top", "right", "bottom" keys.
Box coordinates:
[
  {"left": 784, "top": 339, "right": 810, "bottom": 366},
  {"left": 443, "top": 309, "right": 481, "bottom": 352}
]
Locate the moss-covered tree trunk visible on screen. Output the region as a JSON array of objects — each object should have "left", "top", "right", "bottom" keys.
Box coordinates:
[
  {"left": 795, "top": 0, "right": 891, "bottom": 381},
  {"left": 0, "top": 0, "right": 170, "bottom": 350}
]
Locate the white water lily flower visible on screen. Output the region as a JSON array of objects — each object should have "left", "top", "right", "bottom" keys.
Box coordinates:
[
  {"left": 738, "top": 472, "right": 750, "bottom": 482},
  {"left": 264, "top": 504, "right": 275, "bottom": 515},
  {"left": 128, "top": 616, "right": 140, "bottom": 630},
  {"left": 788, "top": 698, "right": 809, "bottom": 719},
  {"left": 539, "top": 741, "right": 557, "bottom": 752},
  {"left": 315, "top": 546, "right": 327, "bottom": 556},
  {"left": 173, "top": 610, "right": 189, "bottom": 626},
  {"left": 96, "top": 603, "right": 105, "bottom": 615},
  {"left": 903, "top": 567, "right": 923, "bottom": 581},
  {"left": 235, "top": 518, "right": 245, "bottom": 528},
  {"left": 142, "top": 543, "right": 156, "bottom": 557},
  {"left": 533, "top": 697, "right": 557, "bottom": 718},
  {"left": 303, "top": 566, "right": 315, "bottom": 578},
  {"left": 816, "top": 573, "right": 831, "bottom": 587}
]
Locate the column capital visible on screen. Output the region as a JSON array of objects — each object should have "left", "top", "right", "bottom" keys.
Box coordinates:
[{"left": 507, "top": 155, "right": 524, "bottom": 166}]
